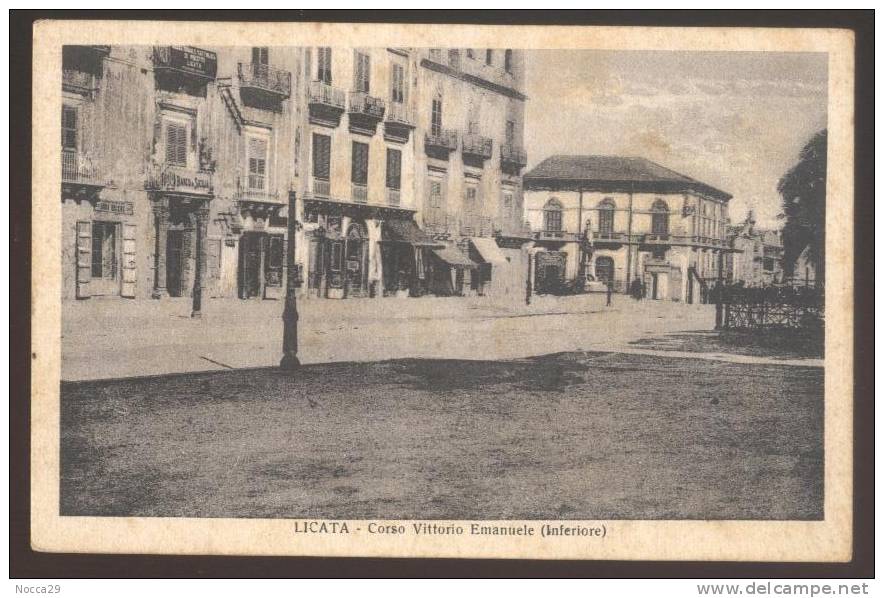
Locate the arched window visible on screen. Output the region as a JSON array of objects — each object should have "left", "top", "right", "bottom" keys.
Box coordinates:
[
  {"left": 543, "top": 198, "right": 563, "bottom": 232},
  {"left": 595, "top": 256, "right": 614, "bottom": 283},
  {"left": 598, "top": 198, "right": 615, "bottom": 234},
  {"left": 651, "top": 199, "right": 669, "bottom": 235}
]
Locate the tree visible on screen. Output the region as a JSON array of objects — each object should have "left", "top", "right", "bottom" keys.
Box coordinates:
[{"left": 777, "top": 129, "right": 826, "bottom": 284}]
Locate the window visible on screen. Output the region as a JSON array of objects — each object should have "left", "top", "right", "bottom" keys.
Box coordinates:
[
  {"left": 502, "top": 193, "right": 513, "bottom": 220},
  {"left": 448, "top": 49, "right": 460, "bottom": 70},
  {"left": 429, "top": 179, "right": 443, "bottom": 208},
  {"left": 485, "top": 49, "right": 493, "bottom": 65},
  {"left": 428, "top": 48, "right": 442, "bottom": 63},
  {"left": 354, "top": 51, "right": 370, "bottom": 93},
  {"left": 595, "top": 256, "right": 614, "bottom": 283},
  {"left": 165, "top": 121, "right": 188, "bottom": 166},
  {"left": 431, "top": 97, "right": 442, "bottom": 136},
  {"left": 466, "top": 49, "right": 475, "bottom": 59},
  {"left": 312, "top": 133, "right": 331, "bottom": 180},
  {"left": 464, "top": 186, "right": 478, "bottom": 214},
  {"left": 543, "top": 198, "right": 563, "bottom": 232},
  {"left": 598, "top": 199, "right": 615, "bottom": 234},
  {"left": 351, "top": 141, "right": 369, "bottom": 185},
  {"left": 62, "top": 105, "right": 78, "bottom": 149},
  {"left": 316, "top": 47, "right": 332, "bottom": 84},
  {"left": 390, "top": 63, "right": 405, "bottom": 103},
  {"left": 247, "top": 137, "right": 268, "bottom": 190},
  {"left": 91, "top": 221, "right": 117, "bottom": 280},
  {"left": 651, "top": 199, "right": 670, "bottom": 235},
  {"left": 505, "top": 120, "right": 515, "bottom": 146},
  {"left": 504, "top": 49, "right": 513, "bottom": 73},
  {"left": 252, "top": 47, "right": 269, "bottom": 66},
  {"left": 385, "top": 148, "right": 401, "bottom": 190}
]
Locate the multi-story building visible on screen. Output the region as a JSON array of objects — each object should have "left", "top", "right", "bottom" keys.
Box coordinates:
[
  {"left": 725, "top": 212, "right": 784, "bottom": 286},
  {"left": 61, "top": 44, "right": 529, "bottom": 304},
  {"left": 523, "top": 155, "right": 732, "bottom": 302}
]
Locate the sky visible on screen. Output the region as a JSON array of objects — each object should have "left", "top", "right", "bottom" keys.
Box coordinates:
[{"left": 524, "top": 50, "right": 828, "bottom": 228}]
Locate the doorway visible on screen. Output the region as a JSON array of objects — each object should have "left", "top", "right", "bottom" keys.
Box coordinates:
[
  {"left": 344, "top": 223, "right": 368, "bottom": 298},
  {"left": 90, "top": 221, "right": 120, "bottom": 296},
  {"left": 166, "top": 230, "right": 186, "bottom": 297},
  {"left": 239, "top": 233, "right": 264, "bottom": 299}
]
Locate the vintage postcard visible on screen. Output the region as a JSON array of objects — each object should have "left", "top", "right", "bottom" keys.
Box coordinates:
[{"left": 30, "top": 20, "right": 854, "bottom": 561}]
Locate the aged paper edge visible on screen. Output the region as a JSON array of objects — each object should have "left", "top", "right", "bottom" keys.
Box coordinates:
[{"left": 30, "top": 20, "right": 855, "bottom": 561}]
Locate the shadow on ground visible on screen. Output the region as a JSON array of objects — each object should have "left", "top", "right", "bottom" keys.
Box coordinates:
[
  {"left": 61, "top": 351, "right": 823, "bottom": 521},
  {"left": 629, "top": 328, "right": 824, "bottom": 360}
]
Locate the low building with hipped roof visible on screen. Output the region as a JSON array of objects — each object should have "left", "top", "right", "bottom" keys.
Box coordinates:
[{"left": 523, "top": 155, "right": 732, "bottom": 303}]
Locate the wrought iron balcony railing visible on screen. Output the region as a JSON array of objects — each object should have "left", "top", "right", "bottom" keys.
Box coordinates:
[
  {"left": 62, "top": 69, "right": 97, "bottom": 95},
  {"left": 460, "top": 216, "right": 495, "bottom": 238},
  {"left": 594, "top": 231, "right": 629, "bottom": 243},
  {"left": 308, "top": 80, "right": 346, "bottom": 110},
  {"left": 62, "top": 149, "right": 103, "bottom": 186},
  {"left": 145, "top": 162, "right": 214, "bottom": 196},
  {"left": 644, "top": 233, "right": 671, "bottom": 244},
  {"left": 348, "top": 91, "right": 386, "bottom": 120},
  {"left": 500, "top": 143, "right": 528, "bottom": 168},
  {"left": 312, "top": 178, "right": 331, "bottom": 197},
  {"left": 351, "top": 183, "right": 368, "bottom": 204},
  {"left": 385, "top": 101, "right": 414, "bottom": 127},
  {"left": 238, "top": 62, "right": 292, "bottom": 99},
  {"left": 234, "top": 175, "right": 282, "bottom": 204},
  {"left": 424, "top": 129, "right": 459, "bottom": 153},
  {"left": 462, "top": 133, "right": 493, "bottom": 160},
  {"left": 534, "top": 229, "right": 581, "bottom": 242}
]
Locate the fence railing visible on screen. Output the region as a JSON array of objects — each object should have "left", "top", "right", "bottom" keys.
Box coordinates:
[
  {"left": 238, "top": 62, "right": 292, "bottom": 98},
  {"left": 717, "top": 283, "right": 824, "bottom": 330}
]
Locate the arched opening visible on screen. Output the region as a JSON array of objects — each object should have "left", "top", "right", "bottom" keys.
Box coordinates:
[
  {"left": 543, "top": 198, "right": 563, "bottom": 232},
  {"left": 651, "top": 199, "right": 669, "bottom": 235},
  {"left": 595, "top": 256, "right": 615, "bottom": 284},
  {"left": 598, "top": 198, "right": 615, "bottom": 235}
]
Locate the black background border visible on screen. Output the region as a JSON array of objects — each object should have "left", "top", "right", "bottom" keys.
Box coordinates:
[{"left": 10, "top": 9, "right": 875, "bottom": 579}]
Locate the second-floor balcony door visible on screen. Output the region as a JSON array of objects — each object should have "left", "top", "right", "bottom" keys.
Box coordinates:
[
  {"left": 248, "top": 137, "right": 268, "bottom": 192},
  {"left": 354, "top": 51, "right": 370, "bottom": 94},
  {"left": 599, "top": 207, "right": 614, "bottom": 235}
]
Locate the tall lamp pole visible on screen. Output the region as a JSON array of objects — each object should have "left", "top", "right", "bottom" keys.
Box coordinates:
[{"left": 280, "top": 190, "right": 300, "bottom": 370}]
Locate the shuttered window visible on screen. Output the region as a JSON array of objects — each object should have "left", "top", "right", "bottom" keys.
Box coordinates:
[
  {"left": 429, "top": 180, "right": 443, "bottom": 208},
  {"left": 62, "top": 105, "right": 78, "bottom": 149},
  {"left": 317, "top": 47, "right": 332, "bottom": 84},
  {"left": 252, "top": 47, "right": 269, "bottom": 66},
  {"left": 503, "top": 193, "right": 513, "bottom": 220},
  {"left": 385, "top": 148, "right": 401, "bottom": 190},
  {"left": 312, "top": 133, "right": 331, "bottom": 180},
  {"left": 485, "top": 49, "right": 493, "bottom": 65},
  {"left": 248, "top": 137, "right": 268, "bottom": 190},
  {"left": 464, "top": 186, "right": 477, "bottom": 214},
  {"left": 505, "top": 120, "right": 515, "bottom": 146},
  {"left": 390, "top": 63, "right": 404, "bottom": 103},
  {"left": 165, "top": 122, "right": 188, "bottom": 166},
  {"left": 351, "top": 141, "right": 369, "bottom": 185},
  {"left": 448, "top": 49, "right": 460, "bottom": 70},
  {"left": 431, "top": 98, "right": 442, "bottom": 136},
  {"left": 354, "top": 51, "right": 370, "bottom": 93},
  {"left": 504, "top": 49, "right": 513, "bottom": 73}
]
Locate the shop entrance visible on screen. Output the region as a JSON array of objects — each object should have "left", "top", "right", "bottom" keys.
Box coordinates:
[
  {"left": 344, "top": 223, "right": 368, "bottom": 298},
  {"left": 90, "top": 221, "right": 120, "bottom": 296},
  {"left": 239, "top": 232, "right": 285, "bottom": 299},
  {"left": 166, "top": 230, "right": 186, "bottom": 297}
]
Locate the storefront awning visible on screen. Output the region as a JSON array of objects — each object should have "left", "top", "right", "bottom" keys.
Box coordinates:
[
  {"left": 432, "top": 246, "right": 477, "bottom": 268},
  {"left": 381, "top": 219, "right": 444, "bottom": 247},
  {"left": 469, "top": 237, "right": 508, "bottom": 265}
]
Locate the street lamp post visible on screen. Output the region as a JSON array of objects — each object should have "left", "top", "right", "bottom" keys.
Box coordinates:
[{"left": 280, "top": 190, "right": 300, "bottom": 370}]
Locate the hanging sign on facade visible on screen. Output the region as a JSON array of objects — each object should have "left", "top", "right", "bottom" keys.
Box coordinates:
[{"left": 94, "top": 200, "right": 134, "bottom": 216}]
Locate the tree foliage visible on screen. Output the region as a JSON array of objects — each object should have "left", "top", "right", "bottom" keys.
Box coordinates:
[{"left": 777, "top": 129, "right": 827, "bottom": 283}]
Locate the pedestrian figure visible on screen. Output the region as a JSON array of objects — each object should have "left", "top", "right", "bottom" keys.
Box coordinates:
[
  {"left": 629, "top": 278, "right": 642, "bottom": 301},
  {"left": 606, "top": 281, "right": 612, "bottom": 306},
  {"left": 641, "top": 281, "right": 647, "bottom": 300}
]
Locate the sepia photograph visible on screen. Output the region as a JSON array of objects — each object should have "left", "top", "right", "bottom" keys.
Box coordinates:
[{"left": 25, "top": 19, "right": 857, "bottom": 563}]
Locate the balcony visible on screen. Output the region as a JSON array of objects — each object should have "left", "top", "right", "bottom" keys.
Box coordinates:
[
  {"left": 146, "top": 162, "right": 214, "bottom": 198},
  {"left": 593, "top": 231, "right": 629, "bottom": 244},
  {"left": 234, "top": 176, "right": 282, "bottom": 205},
  {"left": 348, "top": 91, "right": 386, "bottom": 135},
  {"left": 351, "top": 183, "right": 368, "bottom": 204},
  {"left": 643, "top": 233, "right": 671, "bottom": 245},
  {"left": 62, "top": 45, "right": 110, "bottom": 78},
  {"left": 462, "top": 133, "right": 493, "bottom": 162},
  {"left": 534, "top": 229, "right": 581, "bottom": 243},
  {"left": 308, "top": 80, "right": 346, "bottom": 127},
  {"left": 386, "top": 187, "right": 401, "bottom": 207},
  {"left": 500, "top": 143, "right": 528, "bottom": 172},
  {"left": 237, "top": 62, "right": 291, "bottom": 107},
  {"left": 61, "top": 149, "right": 104, "bottom": 199},
  {"left": 153, "top": 46, "right": 217, "bottom": 94},
  {"left": 460, "top": 216, "right": 495, "bottom": 238},
  {"left": 62, "top": 69, "right": 97, "bottom": 96},
  {"left": 424, "top": 129, "right": 459, "bottom": 157},
  {"left": 384, "top": 101, "right": 415, "bottom": 143},
  {"left": 312, "top": 178, "right": 331, "bottom": 197}
]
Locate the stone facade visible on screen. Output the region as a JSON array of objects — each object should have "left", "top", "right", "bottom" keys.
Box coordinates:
[
  {"left": 523, "top": 156, "right": 731, "bottom": 302},
  {"left": 61, "top": 44, "right": 529, "bottom": 303},
  {"left": 725, "top": 212, "right": 785, "bottom": 286}
]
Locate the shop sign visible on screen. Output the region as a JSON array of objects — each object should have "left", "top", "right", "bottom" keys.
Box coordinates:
[
  {"left": 95, "top": 200, "right": 134, "bottom": 216},
  {"left": 167, "top": 46, "right": 218, "bottom": 79}
]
